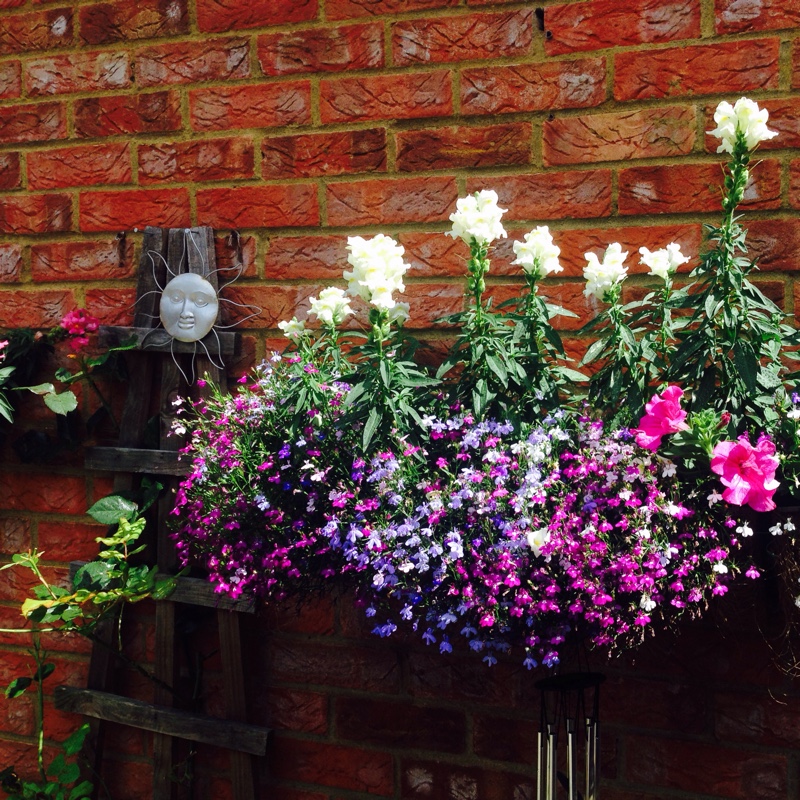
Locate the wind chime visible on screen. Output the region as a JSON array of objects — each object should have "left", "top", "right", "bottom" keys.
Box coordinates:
[{"left": 535, "top": 672, "right": 604, "bottom": 800}]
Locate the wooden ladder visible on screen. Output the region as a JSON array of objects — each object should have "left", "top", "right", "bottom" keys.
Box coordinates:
[{"left": 54, "top": 226, "right": 268, "bottom": 800}]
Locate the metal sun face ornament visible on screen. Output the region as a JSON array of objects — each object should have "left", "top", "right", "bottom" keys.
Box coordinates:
[{"left": 159, "top": 272, "right": 220, "bottom": 343}]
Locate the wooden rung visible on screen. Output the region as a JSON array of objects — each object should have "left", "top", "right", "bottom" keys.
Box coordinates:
[
  {"left": 99, "top": 325, "right": 237, "bottom": 355},
  {"left": 86, "top": 447, "right": 189, "bottom": 476},
  {"left": 54, "top": 687, "right": 270, "bottom": 756}
]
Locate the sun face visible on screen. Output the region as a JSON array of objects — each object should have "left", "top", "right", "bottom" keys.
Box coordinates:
[{"left": 159, "top": 272, "right": 220, "bottom": 343}]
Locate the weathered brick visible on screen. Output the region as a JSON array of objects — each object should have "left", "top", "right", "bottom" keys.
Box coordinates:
[
  {"left": 79, "top": 188, "right": 191, "bottom": 232},
  {"left": 0, "top": 61, "right": 21, "bottom": 99},
  {"left": 25, "top": 50, "right": 130, "bottom": 96},
  {"left": 31, "top": 237, "right": 135, "bottom": 282},
  {"left": 544, "top": 105, "right": 696, "bottom": 166},
  {"left": 615, "top": 39, "right": 779, "bottom": 101},
  {"left": 0, "top": 8, "right": 73, "bottom": 54},
  {"left": 327, "top": 176, "right": 457, "bottom": 226},
  {"left": 37, "top": 521, "right": 105, "bottom": 562},
  {"left": 266, "top": 236, "right": 347, "bottom": 280},
  {"left": 321, "top": 70, "right": 451, "bottom": 124},
  {"left": 794, "top": 39, "right": 800, "bottom": 90},
  {"left": 251, "top": 687, "right": 328, "bottom": 734},
  {"left": 467, "top": 170, "right": 611, "bottom": 223},
  {"left": 74, "top": 91, "right": 180, "bottom": 138},
  {"left": 0, "top": 101, "right": 65, "bottom": 144},
  {"left": 85, "top": 287, "right": 136, "bottom": 324},
  {"left": 190, "top": 82, "right": 311, "bottom": 132},
  {"left": 473, "top": 714, "right": 537, "bottom": 764},
  {"left": 197, "top": 185, "right": 319, "bottom": 229},
  {"left": 0, "top": 0, "right": 25, "bottom": 8},
  {"left": 0, "top": 289, "right": 72, "bottom": 328},
  {"left": 545, "top": 0, "right": 700, "bottom": 55},
  {"left": 215, "top": 233, "right": 257, "bottom": 278},
  {"left": 138, "top": 137, "right": 254, "bottom": 184},
  {"left": 747, "top": 98, "right": 800, "bottom": 150},
  {"left": 79, "top": 0, "right": 188, "bottom": 45},
  {"left": 262, "top": 128, "right": 386, "bottom": 179},
  {"left": 402, "top": 282, "right": 465, "bottom": 328},
  {"left": 258, "top": 22, "right": 383, "bottom": 76},
  {"left": 462, "top": 57, "right": 605, "bottom": 116},
  {"left": 715, "top": 690, "right": 800, "bottom": 748},
  {"left": 746, "top": 219, "right": 800, "bottom": 272},
  {"left": 0, "top": 193, "right": 71, "bottom": 233},
  {"left": 393, "top": 9, "right": 533, "bottom": 65},
  {"left": 28, "top": 143, "right": 131, "bottom": 189},
  {"left": 790, "top": 158, "right": 800, "bottom": 208},
  {"left": 135, "top": 38, "right": 249, "bottom": 87},
  {"left": 401, "top": 759, "right": 534, "bottom": 800},
  {"left": 396, "top": 122, "right": 530, "bottom": 171},
  {"left": 0, "top": 243, "right": 23, "bottom": 282},
  {"left": 328, "top": 0, "right": 456, "bottom": 19},
  {"left": 0, "top": 152, "right": 21, "bottom": 190},
  {"left": 619, "top": 160, "right": 781, "bottom": 215},
  {"left": 716, "top": 0, "right": 800, "bottom": 33},
  {"left": 196, "top": 0, "right": 316, "bottom": 33},
  {"left": 398, "top": 232, "right": 464, "bottom": 277}
]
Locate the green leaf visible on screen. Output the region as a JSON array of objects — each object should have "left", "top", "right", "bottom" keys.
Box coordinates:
[
  {"left": 44, "top": 390, "right": 78, "bottom": 416},
  {"left": 580, "top": 338, "right": 607, "bottom": 366},
  {"left": 5, "top": 676, "right": 32, "bottom": 698},
  {"left": 0, "top": 394, "right": 13, "bottom": 424},
  {"left": 69, "top": 781, "right": 94, "bottom": 800},
  {"left": 732, "top": 341, "right": 758, "bottom": 393},
  {"left": 73, "top": 561, "right": 113, "bottom": 591},
  {"left": 484, "top": 353, "right": 508, "bottom": 387},
  {"left": 33, "top": 662, "right": 55, "bottom": 683},
  {"left": 23, "top": 382, "right": 56, "bottom": 396},
  {"left": 87, "top": 495, "right": 138, "bottom": 525},
  {"left": 362, "top": 407, "right": 381, "bottom": 452}
]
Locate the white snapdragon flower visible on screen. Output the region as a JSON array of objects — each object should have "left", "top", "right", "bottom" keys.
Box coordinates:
[
  {"left": 448, "top": 189, "right": 507, "bottom": 246},
  {"left": 277, "top": 317, "right": 306, "bottom": 341},
  {"left": 512, "top": 226, "right": 563, "bottom": 280},
  {"left": 583, "top": 242, "right": 628, "bottom": 300},
  {"left": 344, "top": 234, "right": 409, "bottom": 312},
  {"left": 639, "top": 242, "right": 690, "bottom": 281},
  {"left": 709, "top": 97, "right": 778, "bottom": 154},
  {"left": 526, "top": 527, "right": 550, "bottom": 557},
  {"left": 308, "top": 286, "right": 353, "bottom": 327},
  {"left": 387, "top": 301, "right": 410, "bottom": 326}
]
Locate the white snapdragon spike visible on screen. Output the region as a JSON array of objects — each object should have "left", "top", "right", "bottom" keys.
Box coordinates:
[
  {"left": 448, "top": 189, "right": 507, "bottom": 246},
  {"left": 344, "top": 234, "right": 409, "bottom": 311},
  {"left": 277, "top": 317, "right": 306, "bottom": 340},
  {"left": 387, "top": 301, "right": 410, "bottom": 326},
  {"left": 308, "top": 286, "right": 353, "bottom": 327},
  {"left": 583, "top": 242, "right": 628, "bottom": 300},
  {"left": 639, "top": 242, "right": 690, "bottom": 281},
  {"left": 709, "top": 97, "right": 778, "bottom": 154},
  {"left": 512, "top": 226, "right": 563, "bottom": 280}
]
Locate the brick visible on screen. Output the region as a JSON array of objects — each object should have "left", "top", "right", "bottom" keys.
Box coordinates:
[
  {"left": 269, "top": 735, "right": 393, "bottom": 795},
  {"left": 321, "top": 70, "right": 451, "bottom": 124},
  {"left": 473, "top": 714, "right": 536, "bottom": 763},
  {"left": 716, "top": 0, "right": 800, "bottom": 33},
  {"left": 615, "top": 39, "right": 779, "bottom": 101},
  {"left": 403, "top": 282, "right": 464, "bottom": 328},
  {"left": 619, "top": 160, "right": 781, "bottom": 216},
  {"left": 715, "top": 690, "right": 800, "bottom": 748},
  {"left": 85, "top": 287, "right": 136, "bottom": 325},
  {"left": 31, "top": 237, "right": 135, "bottom": 282},
  {"left": 0, "top": 193, "right": 71, "bottom": 234},
  {"left": 545, "top": 0, "right": 700, "bottom": 55},
  {"left": 0, "top": 243, "right": 23, "bottom": 282},
  {"left": 138, "top": 137, "right": 254, "bottom": 184},
  {"left": 28, "top": 143, "right": 131, "bottom": 189},
  {"left": 79, "top": 188, "right": 190, "bottom": 232},
  {"left": 36, "top": 521, "right": 104, "bottom": 562},
  {"left": 98, "top": 759, "right": 154, "bottom": 800},
  {"left": 0, "top": 152, "right": 21, "bottom": 190},
  {"left": 197, "top": 184, "right": 318, "bottom": 230},
  {"left": 215, "top": 233, "right": 257, "bottom": 278},
  {"left": 0, "top": 61, "right": 21, "bottom": 99},
  {"left": 544, "top": 105, "right": 696, "bottom": 166},
  {"left": 79, "top": 0, "right": 188, "bottom": 45},
  {"left": 398, "top": 232, "right": 464, "bottom": 277},
  {"left": 329, "top": 0, "right": 456, "bottom": 18},
  {"left": 462, "top": 57, "right": 605, "bottom": 116},
  {"left": 396, "top": 123, "right": 530, "bottom": 171},
  {"left": 259, "top": 595, "right": 335, "bottom": 635},
  {"left": 402, "top": 759, "right": 534, "bottom": 800},
  {"left": 795, "top": 40, "right": 800, "bottom": 90},
  {"left": 196, "top": 0, "right": 316, "bottom": 33},
  {"left": 0, "top": 101, "right": 65, "bottom": 144},
  {"left": 745, "top": 219, "right": 800, "bottom": 272},
  {"left": 790, "top": 159, "right": 800, "bottom": 208},
  {"left": 467, "top": 170, "right": 611, "bottom": 223},
  {"left": 74, "top": 91, "right": 181, "bottom": 138},
  {"left": 393, "top": 9, "right": 533, "bottom": 65},
  {"left": 135, "top": 38, "right": 249, "bottom": 87},
  {"left": 266, "top": 236, "right": 347, "bottom": 280},
  {"left": 0, "top": 0, "right": 25, "bottom": 7},
  {"left": 25, "top": 50, "right": 130, "bottom": 96},
  {"left": 262, "top": 128, "right": 386, "bottom": 179},
  {"left": 258, "top": 22, "right": 383, "bottom": 76},
  {"left": 407, "top": 651, "right": 517, "bottom": 704},
  {"left": 190, "top": 82, "right": 311, "bottom": 132},
  {"left": 327, "top": 176, "right": 456, "bottom": 226},
  {"left": 336, "top": 696, "right": 466, "bottom": 752},
  {"left": 0, "top": 8, "right": 73, "bottom": 54},
  {"left": 749, "top": 98, "right": 800, "bottom": 150}
]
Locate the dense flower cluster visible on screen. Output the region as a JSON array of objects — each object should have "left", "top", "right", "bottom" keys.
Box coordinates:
[{"left": 60, "top": 308, "right": 100, "bottom": 351}]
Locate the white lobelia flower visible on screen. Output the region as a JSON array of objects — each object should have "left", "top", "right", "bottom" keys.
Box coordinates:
[
  {"left": 344, "top": 234, "right": 409, "bottom": 312},
  {"left": 640, "top": 594, "right": 657, "bottom": 612},
  {"left": 526, "top": 527, "right": 550, "bottom": 557},
  {"left": 512, "top": 226, "right": 563, "bottom": 280},
  {"left": 583, "top": 242, "right": 628, "bottom": 300},
  {"left": 639, "top": 242, "right": 690, "bottom": 281},
  {"left": 448, "top": 189, "right": 507, "bottom": 246},
  {"left": 308, "top": 286, "right": 354, "bottom": 327},
  {"left": 277, "top": 317, "right": 307, "bottom": 341},
  {"left": 709, "top": 97, "right": 778, "bottom": 154}
]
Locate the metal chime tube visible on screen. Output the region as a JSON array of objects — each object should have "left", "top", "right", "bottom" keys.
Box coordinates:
[
  {"left": 536, "top": 728, "right": 546, "bottom": 800},
  {"left": 566, "top": 718, "right": 577, "bottom": 800},
  {"left": 546, "top": 723, "right": 558, "bottom": 800}
]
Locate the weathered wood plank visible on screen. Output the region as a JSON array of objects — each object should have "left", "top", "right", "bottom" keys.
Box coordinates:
[
  {"left": 54, "top": 687, "right": 270, "bottom": 756},
  {"left": 99, "top": 325, "right": 236, "bottom": 355},
  {"left": 85, "top": 447, "right": 189, "bottom": 476}
]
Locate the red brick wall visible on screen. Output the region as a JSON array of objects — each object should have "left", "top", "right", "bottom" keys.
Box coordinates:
[{"left": 1, "top": 0, "right": 799, "bottom": 798}]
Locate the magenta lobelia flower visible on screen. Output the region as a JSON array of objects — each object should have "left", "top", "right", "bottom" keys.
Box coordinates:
[
  {"left": 634, "top": 385, "right": 689, "bottom": 451},
  {"left": 710, "top": 435, "right": 780, "bottom": 512}
]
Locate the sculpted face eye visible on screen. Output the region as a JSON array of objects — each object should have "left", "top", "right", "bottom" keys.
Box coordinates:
[
  {"left": 159, "top": 273, "right": 220, "bottom": 342},
  {"left": 192, "top": 294, "right": 210, "bottom": 308}
]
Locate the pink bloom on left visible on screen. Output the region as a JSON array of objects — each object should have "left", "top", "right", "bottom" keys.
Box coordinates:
[
  {"left": 710, "top": 435, "right": 780, "bottom": 512},
  {"left": 60, "top": 308, "right": 100, "bottom": 351},
  {"left": 634, "top": 385, "right": 689, "bottom": 451}
]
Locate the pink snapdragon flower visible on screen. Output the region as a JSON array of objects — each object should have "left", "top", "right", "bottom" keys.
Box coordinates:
[
  {"left": 634, "top": 385, "right": 689, "bottom": 451},
  {"left": 60, "top": 308, "right": 100, "bottom": 351},
  {"left": 710, "top": 435, "right": 780, "bottom": 512}
]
